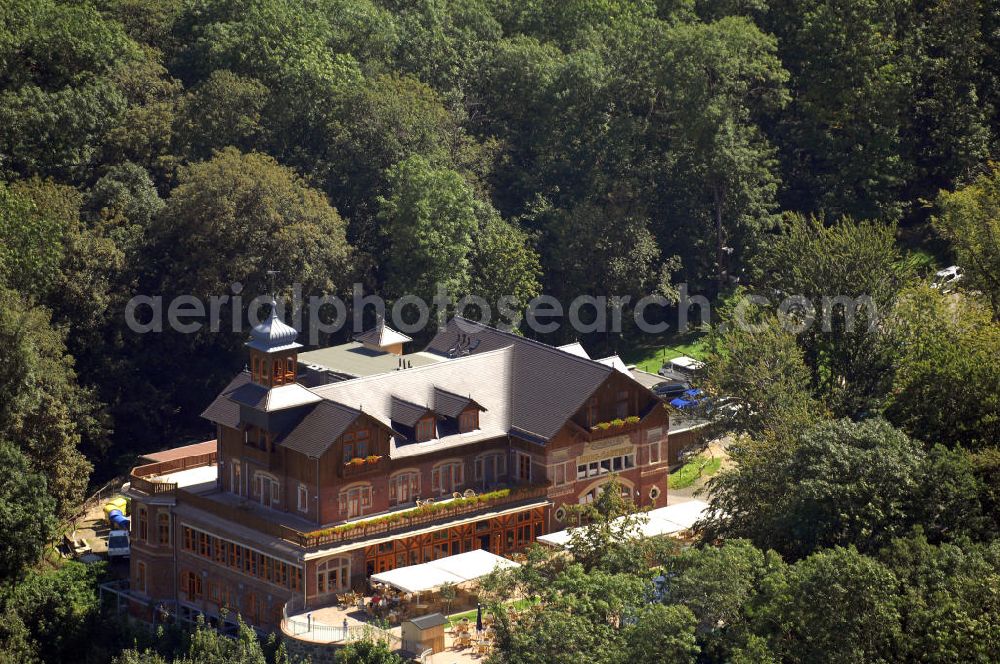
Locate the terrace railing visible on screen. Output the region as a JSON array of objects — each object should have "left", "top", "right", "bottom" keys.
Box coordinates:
[
  {"left": 177, "top": 483, "right": 549, "bottom": 550},
  {"left": 284, "top": 483, "right": 550, "bottom": 548},
  {"left": 128, "top": 451, "right": 218, "bottom": 497},
  {"left": 281, "top": 595, "right": 401, "bottom": 648}
]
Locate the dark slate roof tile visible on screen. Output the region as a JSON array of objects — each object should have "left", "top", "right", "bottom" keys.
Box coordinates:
[
  {"left": 390, "top": 396, "right": 432, "bottom": 427},
  {"left": 278, "top": 401, "right": 361, "bottom": 458},
  {"left": 201, "top": 372, "right": 251, "bottom": 428}
]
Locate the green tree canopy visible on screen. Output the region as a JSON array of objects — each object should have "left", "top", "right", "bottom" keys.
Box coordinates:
[
  {"left": 379, "top": 155, "right": 479, "bottom": 302},
  {"left": 751, "top": 214, "right": 914, "bottom": 416},
  {"left": 0, "top": 440, "right": 57, "bottom": 583},
  {"left": 749, "top": 546, "right": 902, "bottom": 664},
  {"left": 702, "top": 294, "right": 821, "bottom": 440},
  {"left": 151, "top": 147, "right": 351, "bottom": 301},
  {"left": 886, "top": 286, "right": 1000, "bottom": 449},
  {"left": 0, "top": 288, "right": 99, "bottom": 517},
  {"left": 700, "top": 418, "right": 926, "bottom": 559},
  {"left": 933, "top": 165, "right": 1000, "bottom": 319}
]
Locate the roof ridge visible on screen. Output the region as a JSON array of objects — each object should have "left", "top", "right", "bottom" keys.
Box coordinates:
[
  {"left": 390, "top": 394, "right": 430, "bottom": 410},
  {"left": 311, "top": 345, "right": 516, "bottom": 396},
  {"left": 451, "top": 316, "right": 614, "bottom": 374}
]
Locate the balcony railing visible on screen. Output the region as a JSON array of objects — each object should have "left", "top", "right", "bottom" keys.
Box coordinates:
[
  {"left": 285, "top": 484, "right": 550, "bottom": 548},
  {"left": 281, "top": 594, "right": 401, "bottom": 647},
  {"left": 177, "top": 483, "right": 549, "bottom": 550},
  {"left": 340, "top": 455, "right": 385, "bottom": 478},
  {"left": 128, "top": 451, "right": 218, "bottom": 497}
]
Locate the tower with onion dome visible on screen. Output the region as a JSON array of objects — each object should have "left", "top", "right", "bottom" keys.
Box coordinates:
[{"left": 247, "top": 297, "right": 302, "bottom": 387}]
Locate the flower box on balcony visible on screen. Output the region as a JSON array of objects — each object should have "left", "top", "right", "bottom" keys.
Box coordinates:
[{"left": 590, "top": 415, "right": 640, "bottom": 433}]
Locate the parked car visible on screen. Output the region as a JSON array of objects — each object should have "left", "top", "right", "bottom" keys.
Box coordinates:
[
  {"left": 107, "top": 530, "right": 130, "bottom": 560},
  {"left": 658, "top": 355, "right": 705, "bottom": 379},
  {"left": 652, "top": 381, "right": 691, "bottom": 398},
  {"left": 931, "top": 265, "right": 964, "bottom": 292}
]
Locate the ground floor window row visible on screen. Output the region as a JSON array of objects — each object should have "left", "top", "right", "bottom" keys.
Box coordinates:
[
  {"left": 180, "top": 525, "right": 302, "bottom": 592},
  {"left": 179, "top": 572, "right": 283, "bottom": 626},
  {"left": 363, "top": 508, "right": 546, "bottom": 576}
]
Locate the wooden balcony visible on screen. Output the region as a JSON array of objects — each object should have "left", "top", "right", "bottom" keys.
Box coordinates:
[{"left": 129, "top": 451, "right": 217, "bottom": 497}]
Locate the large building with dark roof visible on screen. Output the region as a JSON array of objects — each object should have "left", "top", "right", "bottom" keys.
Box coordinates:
[{"left": 123, "top": 311, "right": 673, "bottom": 632}]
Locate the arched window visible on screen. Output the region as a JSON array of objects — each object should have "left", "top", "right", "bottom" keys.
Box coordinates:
[
  {"left": 253, "top": 471, "right": 279, "bottom": 508},
  {"left": 339, "top": 483, "right": 372, "bottom": 518},
  {"left": 474, "top": 453, "right": 506, "bottom": 484},
  {"left": 431, "top": 461, "right": 464, "bottom": 494},
  {"left": 137, "top": 507, "right": 148, "bottom": 542},
  {"left": 317, "top": 557, "right": 351, "bottom": 595},
  {"left": 388, "top": 470, "right": 419, "bottom": 506},
  {"left": 158, "top": 512, "right": 171, "bottom": 545},
  {"left": 578, "top": 480, "right": 633, "bottom": 505}
]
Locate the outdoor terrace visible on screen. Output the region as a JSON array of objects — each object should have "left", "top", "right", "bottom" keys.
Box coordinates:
[{"left": 127, "top": 449, "right": 218, "bottom": 497}]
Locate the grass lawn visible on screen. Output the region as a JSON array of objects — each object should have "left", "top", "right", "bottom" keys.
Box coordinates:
[
  {"left": 668, "top": 452, "right": 722, "bottom": 490},
  {"left": 447, "top": 598, "right": 535, "bottom": 625},
  {"left": 621, "top": 330, "right": 709, "bottom": 374}
]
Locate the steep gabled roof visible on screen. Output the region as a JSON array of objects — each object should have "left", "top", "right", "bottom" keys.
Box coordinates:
[
  {"left": 426, "top": 318, "right": 616, "bottom": 440},
  {"left": 201, "top": 372, "right": 252, "bottom": 428},
  {"left": 557, "top": 342, "right": 590, "bottom": 359},
  {"left": 277, "top": 401, "right": 362, "bottom": 458}
]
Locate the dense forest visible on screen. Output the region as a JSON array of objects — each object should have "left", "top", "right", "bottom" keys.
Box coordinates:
[{"left": 1, "top": 0, "right": 1000, "bottom": 662}]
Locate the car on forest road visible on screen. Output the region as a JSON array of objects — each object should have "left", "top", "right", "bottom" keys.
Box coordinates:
[{"left": 652, "top": 381, "right": 691, "bottom": 399}]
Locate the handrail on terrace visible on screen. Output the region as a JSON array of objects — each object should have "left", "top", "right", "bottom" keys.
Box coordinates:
[
  {"left": 128, "top": 451, "right": 218, "bottom": 496},
  {"left": 286, "top": 483, "right": 550, "bottom": 548},
  {"left": 281, "top": 594, "right": 401, "bottom": 647}
]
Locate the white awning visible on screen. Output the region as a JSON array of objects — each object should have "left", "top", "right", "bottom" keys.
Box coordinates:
[
  {"left": 537, "top": 500, "right": 709, "bottom": 548},
  {"left": 369, "top": 549, "right": 521, "bottom": 594}
]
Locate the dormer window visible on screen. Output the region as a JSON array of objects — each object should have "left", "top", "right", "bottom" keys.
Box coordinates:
[
  {"left": 416, "top": 417, "right": 435, "bottom": 442},
  {"left": 342, "top": 429, "right": 370, "bottom": 463},
  {"left": 459, "top": 410, "right": 478, "bottom": 433}
]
